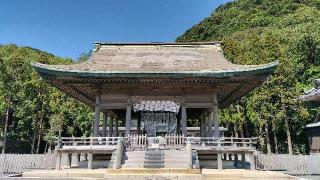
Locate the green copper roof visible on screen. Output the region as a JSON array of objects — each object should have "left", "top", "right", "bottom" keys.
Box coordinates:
[{"left": 32, "top": 61, "right": 278, "bottom": 79}]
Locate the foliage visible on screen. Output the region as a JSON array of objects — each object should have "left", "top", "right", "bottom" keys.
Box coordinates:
[
  {"left": 0, "top": 44, "right": 93, "bottom": 153},
  {"left": 177, "top": 0, "right": 320, "bottom": 154}
]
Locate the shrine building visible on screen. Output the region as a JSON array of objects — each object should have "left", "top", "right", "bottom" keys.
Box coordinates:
[{"left": 32, "top": 42, "right": 278, "bottom": 170}]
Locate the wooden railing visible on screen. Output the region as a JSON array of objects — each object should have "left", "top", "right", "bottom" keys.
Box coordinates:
[
  {"left": 185, "top": 137, "right": 257, "bottom": 148},
  {"left": 127, "top": 134, "right": 148, "bottom": 150},
  {"left": 165, "top": 134, "right": 185, "bottom": 149},
  {"left": 57, "top": 137, "right": 125, "bottom": 149},
  {"left": 57, "top": 135, "right": 256, "bottom": 150}
]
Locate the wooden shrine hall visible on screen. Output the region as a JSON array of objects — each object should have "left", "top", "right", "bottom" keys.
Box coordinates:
[{"left": 32, "top": 42, "right": 278, "bottom": 170}]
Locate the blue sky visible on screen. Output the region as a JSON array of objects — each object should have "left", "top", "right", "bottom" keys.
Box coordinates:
[{"left": 0, "top": 0, "right": 231, "bottom": 59}]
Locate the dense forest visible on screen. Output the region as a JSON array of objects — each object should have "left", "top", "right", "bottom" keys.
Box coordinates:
[
  {"left": 0, "top": 0, "right": 319, "bottom": 154},
  {"left": 178, "top": 0, "right": 320, "bottom": 154},
  {"left": 0, "top": 45, "right": 94, "bottom": 153}
]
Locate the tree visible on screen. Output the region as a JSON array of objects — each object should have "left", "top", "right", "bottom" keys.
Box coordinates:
[{"left": 177, "top": 0, "right": 320, "bottom": 154}]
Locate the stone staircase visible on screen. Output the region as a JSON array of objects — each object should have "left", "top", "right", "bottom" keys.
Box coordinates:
[
  {"left": 144, "top": 149, "right": 165, "bottom": 168},
  {"left": 121, "top": 150, "right": 146, "bottom": 168},
  {"left": 121, "top": 149, "right": 198, "bottom": 168},
  {"left": 107, "top": 150, "right": 118, "bottom": 168}
]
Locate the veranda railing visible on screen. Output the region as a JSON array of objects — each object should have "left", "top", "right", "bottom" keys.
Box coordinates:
[{"left": 57, "top": 135, "right": 256, "bottom": 150}]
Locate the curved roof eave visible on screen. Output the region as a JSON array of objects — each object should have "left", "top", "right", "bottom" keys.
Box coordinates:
[{"left": 31, "top": 61, "right": 279, "bottom": 79}]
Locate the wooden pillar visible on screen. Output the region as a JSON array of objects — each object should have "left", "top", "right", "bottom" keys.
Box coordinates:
[
  {"left": 102, "top": 113, "right": 107, "bottom": 137},
  {"left": 108, "top": 114, "right": 113, "bottom": 137},
  {"left": 137, "top": 115, "right": 141, "bottom": 135},
  {"left": 125, "top": 101, "right": 132, "bottom": 137},
  {"left": 200, "top": 116, "right": 204, "bottom": 137},
  {"left": 213, "top": 94, "right": 220, "bottom": 138},
  {"left": 206, "top": 114, "right": 210, "bottom": 137},
  {"left": 181, "top": 106, "right": 187, "bottom": 136},
  {"left": 213, "top": 106, "right": 219, "bottom": 138},
  {"left": 203, "top": 115, "right": 208, "bottom": 137},
  {"left": 94, "top": 91, "right": 101, "bottom": 137},
  {"left": 114, "top": 116, "right": 119, "bottom": 137},
  {"left": 176, "top": 118, "right": 181, "bottom": 134},
  {"left": 208, "top": 110, "right": 214, "bottom": 137}
]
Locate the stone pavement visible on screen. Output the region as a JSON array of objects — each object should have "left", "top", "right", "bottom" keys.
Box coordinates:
[{"left": 18, "top": 168, "right": 299, "bottom": 180}]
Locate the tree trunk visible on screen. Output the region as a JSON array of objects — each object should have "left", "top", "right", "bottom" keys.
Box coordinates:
[
  {"left": 243, "top": 104, "right": 250, "bottom": 138},
  {"left": 259, "top": 125, "right": 265, "bottom": 151},
  {"left": 36, "top": 114, "right": 44, "bottom": 154},
  {"left": 44, "top": 142, "right": 48, "bottom": 154},
  {"left": 236, "top": 105, "right": 245, "bottom": 138},
  {"left": 36, "top": 132, "right": 41, "bottom": 154},
  {"left": 264, "top": 121, "right": 272, "bottom": 154},
  {"left": 31, "top": 102, "right": 41, "bottom": 154},
  {"left": 2, "top": 106, "right": 10, "bottom": 154},
  {"left": 272, "top": 119, "right": 279, "bottom": 154},
  {"left": 284, "top": 115, "right": 293, "bottom": 155},
  {"left": 233, "top": 123, "right": 239, "bottom": 138}
]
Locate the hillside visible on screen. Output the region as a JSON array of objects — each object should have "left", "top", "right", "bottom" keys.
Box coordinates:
[
  {"left": 0, "top": 45, "right": 93, "bottom": 153},
  {"left": 178, "top": 0, "right": 320, "bottom": 154}
]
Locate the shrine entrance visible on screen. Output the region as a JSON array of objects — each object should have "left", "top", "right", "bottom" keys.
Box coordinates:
[{"left": 133, "top": 100, "right": 180, "bottom": 137}]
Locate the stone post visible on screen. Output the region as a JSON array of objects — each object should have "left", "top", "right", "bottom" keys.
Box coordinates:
[
  {"left": 186, "top": 141, "right": 193, "bottom": 169},
  {"left": 71, "top": 153, "right": 80, "bottom": 167},
  {"left": 217, "top": 139, "right": 223, "bottom": 170},
  {"left": 55, "top": 151, "right": 62, "bottom": 170},
  {"left": 241, "top": 153, "right": 246, "bottom": 168},
  {"left": 61, "top": 153, "right": 70, "bottom": 169},
  {"left": 217, "top": 152, "right": 223, "bottom": 170},
  {"left": 88, "top": 153, "right": 93, "bottom": 169},
  {"left": 115, "top": 140, "right": 123, "bottom": 169},
  {"left": 249, "top": 153, "right": 255, "bottom": 170}
]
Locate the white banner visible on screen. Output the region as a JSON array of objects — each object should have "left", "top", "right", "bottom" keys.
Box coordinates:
[{"left": 133, "top": 101, "right": 180, "bottom": 113}]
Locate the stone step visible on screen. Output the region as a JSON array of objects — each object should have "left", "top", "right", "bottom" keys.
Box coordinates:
[
  {"left": 144, "top": 156, "right": 164, "bottom": 160},
  {"left": 164, "top": 164, "right": 190, "bottom": 168},
  {"left": 121, "top": 164, "right": 145, "bottom": 168},
  {"left": 145, "top": 153, "right": 165, "bottom": 156},
  {"left": 144, "top": 164, "right": 165, "bottom": 168},
  {"left": 125, "top": 152, "right": 146, "bottom": 154}
]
